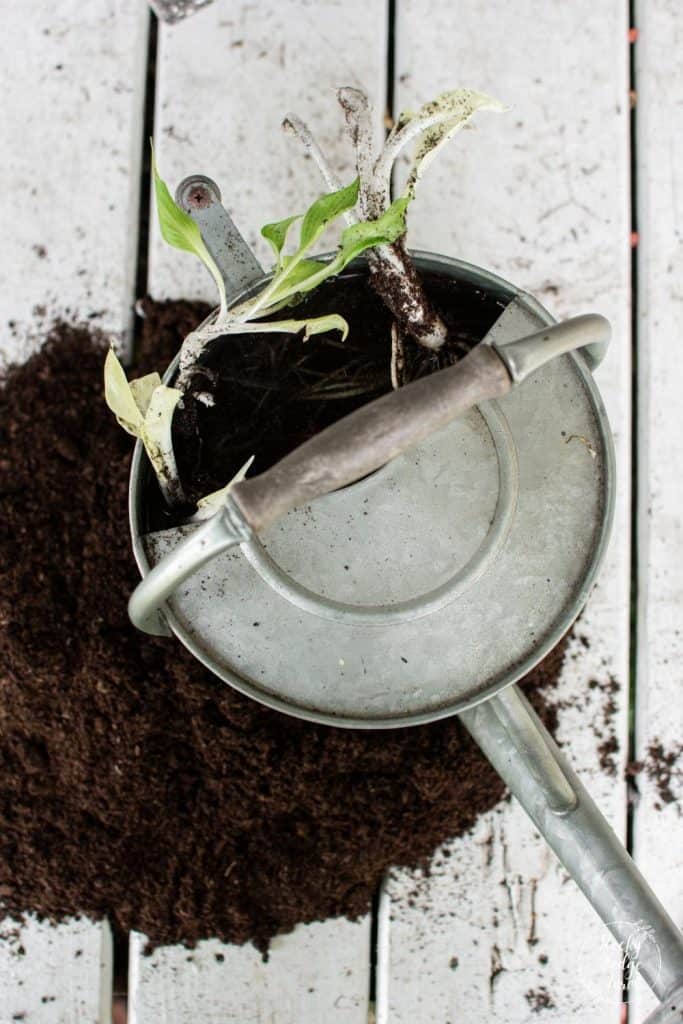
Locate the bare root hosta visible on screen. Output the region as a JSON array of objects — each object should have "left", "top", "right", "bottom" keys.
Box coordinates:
[
  {"left": 368, "top": 241, "right": 447, "bottom": 351},
  {"left": 284, "top": 85, "right": 506, "bottom": 368},
  {"left": 283, "top": 108, "right": 439, "bottom": 383},
  {"left": 337, "top": 87, "right": 450, "bottom": 352}
]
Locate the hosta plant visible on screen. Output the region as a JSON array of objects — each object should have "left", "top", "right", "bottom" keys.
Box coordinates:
[{"left": 105, "top": 86, "right": 502, "bottom": 510}]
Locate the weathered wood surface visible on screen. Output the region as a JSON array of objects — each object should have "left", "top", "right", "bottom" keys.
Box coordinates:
[
  {"left": 148, "top": 0, "right": 389, "bottom": 301},
  {"left": 0, "top": 916, "right": 112, "bottom": 1024},
  {"left": 631, "top": 1, "right": 683, "bottom": 1018},
  {"left": 128, "top": 1, "right": 387, "bottom": 1019},
  {"left": 0, "top": 0, "right": 148, "bottom": 348},
  {"left": 0, "top": 1, "right": 148, "bottom": 1021},
  {"left": 128, "top": 919, "right": 370, "bottom": 1024},
  {"left": 378, "top": 2, "right": 633, "bottom": 1021}
]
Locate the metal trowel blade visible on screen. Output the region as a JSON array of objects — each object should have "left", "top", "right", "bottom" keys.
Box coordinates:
[{"left": 149, "top": 0, "right": 214, "bottom": 24}]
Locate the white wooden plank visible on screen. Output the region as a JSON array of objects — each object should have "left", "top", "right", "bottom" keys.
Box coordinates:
[
  {"left": 149, "top": 0, "right": 389, "bottom": 302},
  {"left": 129, "top": 919, "right": 370, "bottom": 1024},
  {"left": 379, "top": 2, "right": 632, "bottom": 1021},
  {"left": 0, "top": 2, "right": 149, "bottom": 1020},
  {"left": 1, "top": 0, "right": 149, "bottom": 345},
  {"left": 0, "top": 915, "right": 112, "bottom": 1024},
  {"left": 632, "top": 3, "right": 683, "bottom": 1019},
  {"left": 133, "top": 1, "right": 387, "bottom": 1017}
]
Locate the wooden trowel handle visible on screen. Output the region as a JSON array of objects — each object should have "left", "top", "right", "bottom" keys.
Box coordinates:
[{"left": 231, "top": 344, "right": 512, "bottom": 534}]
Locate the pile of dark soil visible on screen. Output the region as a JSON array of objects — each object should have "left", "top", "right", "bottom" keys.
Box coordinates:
[{"left": 0, "top": 298, "right": 566, "bottom": 952}]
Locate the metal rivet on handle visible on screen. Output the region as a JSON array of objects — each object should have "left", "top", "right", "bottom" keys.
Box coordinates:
[{"left": 175, "top": 174, "right": 222, "bottom": 211}]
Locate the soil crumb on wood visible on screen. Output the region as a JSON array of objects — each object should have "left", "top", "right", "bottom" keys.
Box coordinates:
[
  {"left": 0, "top": 301, "right": 566, "bottom": 953},
  {"left": 627, "top": 740, "right": 683, "bottom": 811},
  {"left": 525, "top": 986, "right": 556, "bottom": 1012},
  {"left": 552, "top": 657, "right": 621, "bottom": 777},
  {"left": 590, "top": 676, "right": 621, "bottom": 776}
]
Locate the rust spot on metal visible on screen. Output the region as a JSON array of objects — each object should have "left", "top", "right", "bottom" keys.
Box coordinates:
[{"left": 186, "top": 184, "right": 213, "bottom": 210}]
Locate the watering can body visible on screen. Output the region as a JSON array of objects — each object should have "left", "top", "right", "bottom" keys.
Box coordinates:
[{"left": 129, "top": 252, "right": 614, "bottom": 728}]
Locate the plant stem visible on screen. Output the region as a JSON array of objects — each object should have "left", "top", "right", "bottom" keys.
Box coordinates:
[
  {"left": 337, "top": 87, "right": 448, "bottom": 350},
  {"left": 283, "top": 115, "right": 357, "bottom": 228}
]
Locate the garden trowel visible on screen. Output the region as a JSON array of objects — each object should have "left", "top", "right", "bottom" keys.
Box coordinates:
[{"left": 149, "top": 0, "right": 214, "bottom": 23}]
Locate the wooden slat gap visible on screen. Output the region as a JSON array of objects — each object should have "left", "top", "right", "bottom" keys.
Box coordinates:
[{"left": 131, "top": 10, "right": 160, "bottom": 365}]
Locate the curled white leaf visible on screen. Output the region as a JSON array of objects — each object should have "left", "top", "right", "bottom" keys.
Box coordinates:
[
  {"left": 104, "top": 347, "right": 145, "bottom": 436},
  {"left": 375, "top": 88, "right": 506, "bottom": 208},
  {"left": 177, "top": 314, "right": 349, "bottom": 385},
  {"left": 129, "top": 372, "right": 162, "bottom": 418},
  {"left": 104, "top": 348, "right": 185, "bottom": 506},
  {"left": 404, "top": 90, "right": 506, "bottom": 199},
  {"left": 141, "top": 385, "right": 183, "bottom": 501}
]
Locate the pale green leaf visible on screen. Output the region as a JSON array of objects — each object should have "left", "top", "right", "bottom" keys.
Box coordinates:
[
  {"left": 104, "top": 347, "right": 184, "bottom": 504},
  {"left": 236, "top": 314, "right": 349, "bottom": 341},
  {"left": 261, "top": 214, "right": 301, "bottom": 266},
  {"left": 130, "top": 372, "right": 162, "bottom": 418},
  {"left": 188, "top": 314, "right": 349, "bottom": 344},
  {"left": 336, "top": 196, "right": 409, "bottom": 266},
  {"left": 192, "top": 455, "right": 255, "bottom": 522},
  {"left": 298, "top": 314, "right": 349, "bottom": 342},
  {"left": 264, "top": 258, "right": 328, "bottom": 307},
  {"left": 150, "top": 141, "right": 227, "bottom": 317},
  {"left": 299, "top": 178, "right": 359, "bottom": 251},
  {"left": 140, "top": 385, "right": 183, "bottom": 492},
  {"left": 104, "top": 348, "right": 144, "bottom": 437}
]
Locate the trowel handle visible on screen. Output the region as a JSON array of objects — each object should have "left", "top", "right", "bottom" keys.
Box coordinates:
[{"left": 231, "top": 315, "right": 610, "bottom": 534}]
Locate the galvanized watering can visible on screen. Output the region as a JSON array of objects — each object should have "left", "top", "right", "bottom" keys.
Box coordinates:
[{"left": 128, "top": 176, "right": 683, "bottom": 1020}]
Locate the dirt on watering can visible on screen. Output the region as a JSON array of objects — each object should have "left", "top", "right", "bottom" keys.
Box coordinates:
[{"left": 0, "top": 301, "right": 570, "bottom": 952}]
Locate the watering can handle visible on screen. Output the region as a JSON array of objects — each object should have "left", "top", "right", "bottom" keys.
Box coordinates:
[
  {"left": 129, "top": 314, "right": 609, "bottom": 634},
  {"left": 230, "top": 314, "right": 610, "bottom": 534}
]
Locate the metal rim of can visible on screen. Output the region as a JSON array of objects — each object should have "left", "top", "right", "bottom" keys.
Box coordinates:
[{"left": 128, "top": 251, "right": 616, "bottom": 729}]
